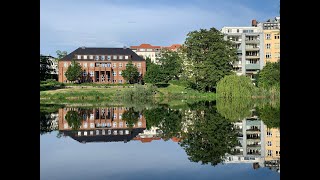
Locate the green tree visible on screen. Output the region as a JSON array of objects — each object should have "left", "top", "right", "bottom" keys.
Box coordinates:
[
  {"left": 216, "top": 97, "right": 254, "bottom": 121},
  {"left": 144, "top": 63, "right": 166, "bottom": 84},
  {"left": 40, "top": 111, "right": 55, "bottom": 135},
  {"left": 144, "top": 105, "right": 182, "bottom": 140},
  {"left": 180, "top": 101, "right": 238, "bottom": 166},
  {"left": 56, "top": 50, "right": 68, "bottom": 60},
  {"left": 146, "top": 57, "right": 151, "bottom": 71},
  {"left": 256, "top": 105, "right": 280, "bottom": 128},
  {"left": 158, "top": 50, "right": 183, "bottom": 83},
  {"left": 122, "top": 107, "right": 140, "bottom": 128},
  {"left": 65, "top": 110, "right": 82, "bottom": 130},
  {"left": 182, "top": 28, "right": 237, "bottom": 92},
  {"left": 40, "top": 55, "right": 54, "bottom": 81},
  {"left": 256, "top": 62, "right": 280, "bottom": 89},
  {"left": 65, "top": 60, "right": 83, "bottom": 83},
  {"left": 216, "top": 75, "right": 256, "bottom": 98},
  {"left": 122, "top": 60, "right": 140, "bottom": 84}
]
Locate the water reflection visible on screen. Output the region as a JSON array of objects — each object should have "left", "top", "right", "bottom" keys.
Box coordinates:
[{"left": 40, "top": 100, "right": 280, "bottom": 178}]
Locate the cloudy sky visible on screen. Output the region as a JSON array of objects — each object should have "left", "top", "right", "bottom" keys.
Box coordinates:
[{"left": 40, "top": 0, "right": 280, "bottom": 56}]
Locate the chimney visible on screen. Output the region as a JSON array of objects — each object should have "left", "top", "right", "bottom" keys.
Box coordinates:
[
  {"left": 252, "top": 19, "right": 257, "bottom": 27},
  {"left": 81, "top": 46, "right": 85, "bottom": 49},
  {"left": 123, "top": 45, "right": 127, "bottom": 49}
]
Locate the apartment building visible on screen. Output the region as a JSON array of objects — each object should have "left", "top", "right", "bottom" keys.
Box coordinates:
[
  {"left": 130, "top": 44, "right": 181, "bottom": 63},
  {"left": 58, "top": 107, "right": 146, "bottom": 143},
  {"left": 220, "top": 26, "right": 264, "bottom": 79},
  {"left": 257, "top": 17, "right": 280, "bottom": 64},
  {"left": 58, "top": 47, "right": 146, "bottom": 84}
]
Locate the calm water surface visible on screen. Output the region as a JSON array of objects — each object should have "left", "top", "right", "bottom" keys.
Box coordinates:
[{"left": 40, "top": 101, "right": 280, "bottom": 180}]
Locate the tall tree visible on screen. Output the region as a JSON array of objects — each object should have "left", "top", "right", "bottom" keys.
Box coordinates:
[
  {"left": 180, "top": 101, "right": 238, "bottom": 166},
  {"left": 40, "top": 55, "right": 54, "bottom": 81},
  {"left": 65, "top": 110, "right": 82, "bottom": 131},
  {"left": 145, "top": 57, "right": 151, "bottom": 71},
  {"left": 122, "top": 60, "right": 140, "bottom": 84},
  {"left": 182, "top": 28, "right": 237, "bottom": 92},
  {"left": 144, "top": 63, "right": 166, "bottom": 84},
  {"left": 56, "top": 50, "right": 68, "bottom": 60},
  {"left": 122, "top": 107, "right": 140, "bottom": 128},
  {"left": 157, "top": 50, "right": 183, "bottom": 83},
  {"left": 256, "top": 62, "right": 280, "bottom": 89},
  {"left": 65, "top": 60, "right": 83, "bottom": 83}
]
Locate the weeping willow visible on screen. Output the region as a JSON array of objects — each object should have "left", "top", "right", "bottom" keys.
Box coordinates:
[
  {"left": 216, "top": 97, "right": 254, "bottom": 121},
  {"left": 216, "top": 75, "right": 256, "bottom": 98}
]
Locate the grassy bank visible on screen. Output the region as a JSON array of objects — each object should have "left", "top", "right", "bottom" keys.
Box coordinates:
[{"left": 40, "top": 81, "right": 216, "bottom": 104}]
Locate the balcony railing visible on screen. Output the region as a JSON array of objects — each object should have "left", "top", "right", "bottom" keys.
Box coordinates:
[
  {"left": 245, "top": 39, "right": 260, "bottom": 44},
  {"left": 245, "top": 47, "right": 259, "bottom": 51},
  {"left": 245, "top": 64, "right": 260, "bottom": 70}
]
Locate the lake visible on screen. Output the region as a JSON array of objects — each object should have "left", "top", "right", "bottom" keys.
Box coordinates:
[{"left": 40, "top": 101, "right": 280, "bottom": 180}]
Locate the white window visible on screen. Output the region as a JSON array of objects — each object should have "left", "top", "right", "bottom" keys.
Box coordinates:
[
  {"left": 113, "top": 122, "right": 117, "bottom": 127},
  {"left": 113, "top": 71, "right": 117, "bottom": 76},
  {"left": 119, "top": 130, "right": 123, "bottom": 135},
  {"left": 137, "top": 63, "right": 141, "bottom": 68},
  {"left": 101, "top": 56, "right": 105, "bottom": 60},
  {"left": 108, "top": 130, "right": 111, "bottom": 135},
  {"left": 107, "top": 122, "right": 111, "bottom": 127},
  {"left": 125, "top": 130, "right": 130, "bottom": 134},
  {"left": 113, "top": 63, "right": 117, "bottom": 68},
  {"left": 119, "top": 71, "right": 122, "bottom": 76},
  {"left": 84, "top": 123, "right": 88, "bottom": 128},
  {"left": 64, "top": 123, "right": 68, "bottom": 129},
  {"left": 113, "top": 114, "right": 117, "bottom": 119},
  {"left": 89, "top": 55, "right": 93, "bottom": 59},
  {"left": 64, "top": 62, "right": 68, "bottom": 68},
  {"left": 266, "top": 44, "right": 271, "bottom": 49},
  {"left": 90, "top": 114, "right": 94, "bottom": 120},
  {"left": 113, "top": 130, "right": 117, "bottom": 135},
  {"left": 90, "top": 71, "right": 94, "bottom": 77},
  {"left": 266, "top": 52, "right": 271, "bottom": 59},
  {"left": 267, "top": 141, "right": 272, "bottom": 146},
  {"left": 139, "top": 72, "right": 142, "bottom": 76},
  {"left": 139, "top": 48, "right": 145, "bottom": 51},
  {"left": 125, "top": 55, "right": 129, "bottom": 59},
  {"left": 96, "top": 130, "right": 99, "bottom": 135},
  {"left": 84, "top": 131, "right": 88, "bottom": 136},
  {"left": 147, "top": 48, "right": 152, "bottom": 51},
  {"left": 267, "top": 150, "right": 273, "bottom": 156},
  {"left": 119, "top": 80, "right": 122, "bottom": 83},
  {"left": 267, "top": 131, "right": 272, "bottom": 137},
  {"left": 77, "top": 55, "right": 81, "bottom": 59},
  {"left": 90, "top": 131, "right": 93, "bottom": 135},
  {"left": 102, "top": 130, "right": 105, "bottom": 135},
  {"left": 90, "top": 63, "right": 94, "bottom": 67},
  {"left": 90, "top": 123, "right": 94, "bottom": 128},
  {"left": 107, "top": 55, "right": 111, "bottom": 60},
  {"left": 119, "top": 63, "right": 123, "bottom": 67},
  {"left": 138, "top": 122, "right": 142, "bottom": 127},
  {"left": 83, "top": 63, "right": 87, "bottom": 68},
  {"left": 83, "top": 71, "right": 87, "bottom": 76},
  {"left": 119, "top": 55, "right": 123, "bottom": 59},
  {"left": 83, "top": 55, "right": 87, "bottom": 59},
  {"left": 266, "top": 34, "right": 271, "bottom": 40},
  {"left": 119, "top": 122, "right": 123, "bottom": 127},
  {"left": 78, "top": 131, "right": 81, "bottom": 136},
  {"left": 113, "top": 55, "right": 117, "bottom": 60}
]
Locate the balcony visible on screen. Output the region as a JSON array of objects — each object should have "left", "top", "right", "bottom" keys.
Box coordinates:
[
  {"left": 237, "top": 49, "right": 242, "bottom": 53},
  {"left": 245, "top": 55, "right": 260, "bottom": 59},
  {"left": 245, "top": 64, "right": 260, "bottom": 70},
  {"left": 245, "top": 39, "right": 260, "bottom": 44},
  {"left": 245, "top": 47, "right": 259, "bottom": 51}
]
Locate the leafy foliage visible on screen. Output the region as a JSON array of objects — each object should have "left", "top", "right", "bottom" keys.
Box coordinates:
[
  {"left": 216, "top": 97, "right": 254, "bottom": 121},
  {"left": 40, "top": 55, "right": 55, "bottom": 81},
  {"left": 65, "top": 110, "right": 82, "bottom": 130},
  {"left": 256, "top": 62, "right": 280, "bottom": 89},
  {"left": 122, "top": 107, "right": 140, "bottom": 128},
  {"left": 216, "top": 75, "right": 256, "bottom": 98},
  {"left": 122, "top": 60, "right": 140, "bottom": 84},
  {"left": 180, "top": 101, "right": 238, "bottom": 166},
  {"left": 256, "top": 105, "right": 280, "bottom": 128},
  {"left": 182, "top": 28, "right": 238, "bottom": 92},
  {"left": 65, "top": 60, "right": 83, "bottom": 82},
  {"left": 56, "top": 50, "right": 68, "bottom": 60}
]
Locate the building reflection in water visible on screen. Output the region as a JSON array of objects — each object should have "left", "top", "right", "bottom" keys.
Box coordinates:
[
  {"left": 58, "top": 107, "right": 146, "bottom": 143},
  {"left": 226, "top": 111, "right": 280, "bottom": 173},
  {"left": 56, "top": 106, "right": 279, "bottom": 173}
]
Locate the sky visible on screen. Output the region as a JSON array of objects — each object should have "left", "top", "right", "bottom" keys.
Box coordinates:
[
  {"left": 40, "top": 0, "right": 280, "bottom": 56},
  {"left": 41, "top": 131, "right": 280, "bottom": 180}
]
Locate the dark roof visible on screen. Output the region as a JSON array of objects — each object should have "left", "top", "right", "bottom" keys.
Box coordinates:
[
  {"left": 61, "top": 128, "right": 145, "bottom": 143},
  {"left": 60, "top": 47, "right": 144, "bottom": 61}
]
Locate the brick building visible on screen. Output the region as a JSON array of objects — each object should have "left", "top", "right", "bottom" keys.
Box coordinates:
[{"left": 58, "top": 47, "right": 146, "bottom": 83}]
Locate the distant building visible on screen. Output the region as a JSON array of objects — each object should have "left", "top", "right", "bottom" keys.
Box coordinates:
[
  {"left": 220, "top": 26, "right": 264, "bottom": 79},
  {"left": 257, "top": 17, "right": 280, "bottom": 64},
  {"left": 58, "top": 47, "right": 146, "bottom": 84},
  {"left": 130, "top": 44, "right": 182, "bottom": 63}
]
